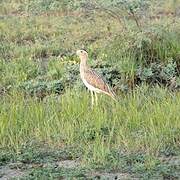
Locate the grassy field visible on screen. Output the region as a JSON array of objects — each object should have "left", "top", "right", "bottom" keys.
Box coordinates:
[{"left": 0, "top": 0, "right": 180, "bottom": 179}]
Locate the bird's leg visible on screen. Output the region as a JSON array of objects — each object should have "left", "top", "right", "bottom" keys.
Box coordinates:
[
  {"left": 95, "top": 92, "right": 98, "bottom": 106},
  {"left": 90, "top": 91, "right": 94, "bottom": 107}
]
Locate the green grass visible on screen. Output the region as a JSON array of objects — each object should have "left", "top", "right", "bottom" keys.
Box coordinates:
[
  {"left": 0, "top": 0, "right": 180, "bottom": 179},
  {"left": 0, "top": 86, "right": 179, "bottom": 179},
  {"left": 0, "top": 86, "right": 179, "bottom": 156}
]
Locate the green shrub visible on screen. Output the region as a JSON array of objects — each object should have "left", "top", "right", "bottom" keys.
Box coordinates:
[
  {"left": 137, "top": 61, "right": 177, "bottom": 84},
  {"left": 19, "top": 79, "right": 64, "bottom": 98}
]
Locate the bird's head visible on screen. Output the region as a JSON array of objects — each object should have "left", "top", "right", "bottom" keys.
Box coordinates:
[{"left": 76, "top": 50, "right": 88, "bottom": 61}]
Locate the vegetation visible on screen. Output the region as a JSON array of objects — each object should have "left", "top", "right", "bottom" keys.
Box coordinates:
[{"left": 0, "top": 0, "right": 180, "bottom": 179}]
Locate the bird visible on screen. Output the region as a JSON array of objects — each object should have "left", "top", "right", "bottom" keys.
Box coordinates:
[{"left": 76, "top": 49, "right": 116, "bottom": 106}]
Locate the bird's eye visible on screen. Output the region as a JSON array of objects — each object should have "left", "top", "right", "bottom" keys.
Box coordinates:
[{"left": 80, "top": 50, "right": 83, "bottom": 53}]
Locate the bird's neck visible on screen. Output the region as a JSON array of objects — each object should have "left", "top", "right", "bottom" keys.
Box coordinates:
[{"left": 80, "top": 57, "right": 88, "bottom": 70}]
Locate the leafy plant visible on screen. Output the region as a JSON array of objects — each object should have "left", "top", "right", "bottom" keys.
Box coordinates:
[
  {"left": 137, "top": 62, "right": 177, "bottom": 85},
  {"left": 19, "top": 79, "right": 64, "bottom": 98}
]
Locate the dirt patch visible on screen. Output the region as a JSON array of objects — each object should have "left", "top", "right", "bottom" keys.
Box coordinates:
[
  {"left": 56, "top": 160, "right": 80, "bottom": 169},
  {"left": 0, "top": 166, "right": 25, "bottom": 180},
  {"left": 159, "top": 156, "right": 180, "bottom": 166},
  {"left": 0, "top": 160, "right": 136, "bottom": 179},
  {"left": 88, "top": 172, "right": 137, "bottom": 180}
]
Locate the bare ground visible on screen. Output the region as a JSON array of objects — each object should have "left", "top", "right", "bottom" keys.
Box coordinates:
[{"left": 0, "top": 159, "right": 136, "bottom": 180}]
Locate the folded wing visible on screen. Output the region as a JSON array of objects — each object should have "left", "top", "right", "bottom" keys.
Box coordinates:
[{"left": 84, "top": 68, "right": 114, "bottom": 97}]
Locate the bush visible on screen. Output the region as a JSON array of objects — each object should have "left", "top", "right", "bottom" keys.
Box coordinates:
[
  {"left": 19, "top": 79, "right": 64, "bottom": 99},
  {"left": 137, "top": 61, "right": 177, "bottom": 85}
]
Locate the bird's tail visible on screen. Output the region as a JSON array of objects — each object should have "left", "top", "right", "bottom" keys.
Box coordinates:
[{"left": 107, "top": 90, "right": 118, "bottom": 102}]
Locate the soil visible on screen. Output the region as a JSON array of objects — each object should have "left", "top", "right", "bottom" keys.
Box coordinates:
[{"left": 0, "top": 159, "right": 135, "bottom": 179}]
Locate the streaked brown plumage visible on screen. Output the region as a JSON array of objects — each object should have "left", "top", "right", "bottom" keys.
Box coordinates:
[{"left": 83, "top": 68, "right": 114, "bottom": 97}]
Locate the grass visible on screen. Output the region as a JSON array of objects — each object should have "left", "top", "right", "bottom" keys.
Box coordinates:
[
  {"left": 0, "top": 86, "right": 180, "bottom": 179},
  {"left": 0, "top": 86, "right": 179, "bottom": 156},
  {"left": 0, "top": 0, "right": 180, "bottom": 179}
]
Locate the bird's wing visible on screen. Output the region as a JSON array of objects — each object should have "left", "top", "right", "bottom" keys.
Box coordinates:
[{"left": 84, "top": 68, "right": 113, "bottom": 95}]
